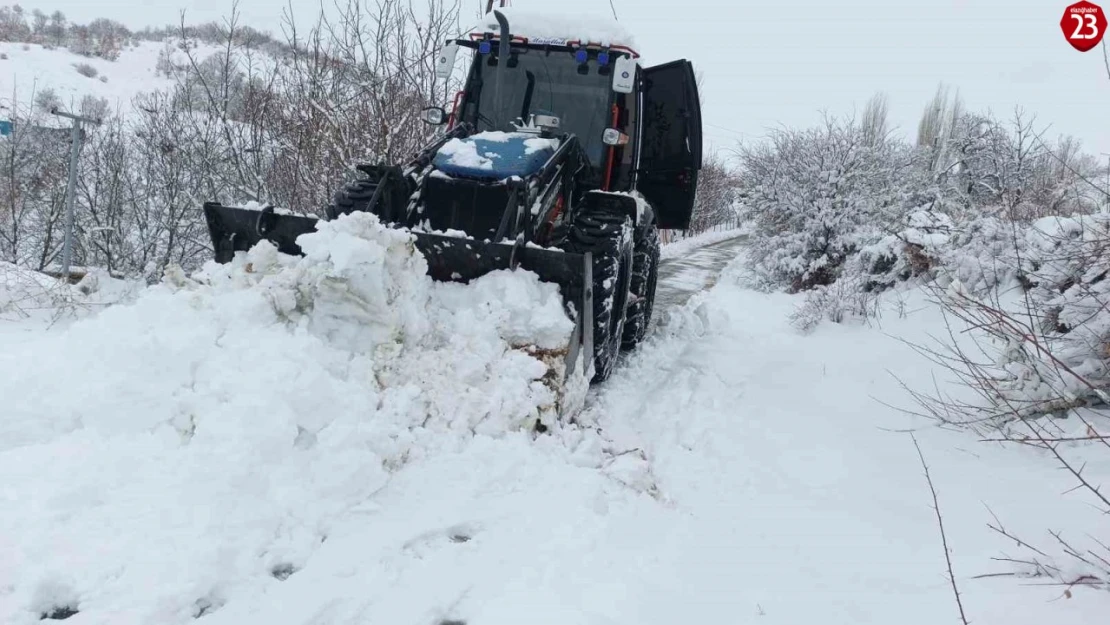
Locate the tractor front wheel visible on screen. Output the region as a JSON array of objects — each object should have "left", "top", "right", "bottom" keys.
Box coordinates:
[
  {"left": 567, "top": 208, "right": 634, "bottom": 383},
  {"left": 328, "top": 178, "right": 380, "bottom": 219},
  {"left": 621, "top": 222, "right": 660, "bottom": 349}
]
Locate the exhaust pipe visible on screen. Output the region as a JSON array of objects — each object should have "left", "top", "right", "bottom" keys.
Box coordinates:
[{"left": 493, "top": 10, "right": 510, "bottom": 120}]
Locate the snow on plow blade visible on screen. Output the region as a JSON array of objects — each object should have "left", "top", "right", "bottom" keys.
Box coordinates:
[{"left": 203, "top": 202, "right": 593, "bottom": 418}]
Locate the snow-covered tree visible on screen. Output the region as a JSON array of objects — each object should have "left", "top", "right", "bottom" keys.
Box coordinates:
[{"left": 739, "top": 112, "right": 909, "bottom": 292}]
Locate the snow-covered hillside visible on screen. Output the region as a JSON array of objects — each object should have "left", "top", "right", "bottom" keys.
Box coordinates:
[
  {"left": 0, "top": 219, "right": 1107, "bottom": 624},
  {"left": 0, "top": 39, "right": 221, "bottom": 116}
]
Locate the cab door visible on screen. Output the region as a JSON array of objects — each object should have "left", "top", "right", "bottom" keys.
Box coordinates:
[{"left": 637, "top": 60, "right": 702, "bottom": 230}]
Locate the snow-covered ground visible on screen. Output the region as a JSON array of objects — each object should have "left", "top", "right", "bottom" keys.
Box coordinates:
[
  {"left": 0, "top": 39, "right": 221, "bottom": 117},
  {"left": 1, "top": 220, "right": 1108, "bottom": 623}
]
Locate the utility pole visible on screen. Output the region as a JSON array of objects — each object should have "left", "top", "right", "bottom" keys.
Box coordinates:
[{"left": 50, "top": 107, "right": 101, "bottom": 282}]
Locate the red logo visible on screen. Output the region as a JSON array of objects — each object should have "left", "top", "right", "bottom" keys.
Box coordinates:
[{"left": 1061, "top": 1, "right": 1106, "bottom": 52}]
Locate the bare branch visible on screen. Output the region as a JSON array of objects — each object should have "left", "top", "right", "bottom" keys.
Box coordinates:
[{"left": 911, "top": 433, "right": 970, "bottom": 625}]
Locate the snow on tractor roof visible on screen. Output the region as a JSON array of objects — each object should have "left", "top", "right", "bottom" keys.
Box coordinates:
[{"left": 472, "top": 7, "right": 638, "bottom": 54}]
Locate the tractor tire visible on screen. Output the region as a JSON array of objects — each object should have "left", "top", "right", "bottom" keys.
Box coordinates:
[
  {"left": 621, "top": 222, "right": 660, "bottom": 349},
  {"left": 328, "top": 178, "right": 380, "bottom": 219},
  {"left": 567, "top": 208, "right": 634, "bottom": 383}
]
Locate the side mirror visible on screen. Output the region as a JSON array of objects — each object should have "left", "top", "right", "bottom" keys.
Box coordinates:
[
  {"left": 533, "top": 114, "right": 560, "bottom": 130},
  {"left": 602, "top": 128, "right": 629, "bottom": 146},
  {"left": 421, "top": 106, "right": 448, "bottom": 126}
]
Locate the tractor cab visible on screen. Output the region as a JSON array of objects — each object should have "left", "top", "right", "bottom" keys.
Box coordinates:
[{"left": 424, "top": 9, "right": 703, "bottom": 229}]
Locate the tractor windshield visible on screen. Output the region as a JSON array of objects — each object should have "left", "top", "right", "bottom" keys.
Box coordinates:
[{"left": 468, "top": 47, "right": 613, "bottom": 167}]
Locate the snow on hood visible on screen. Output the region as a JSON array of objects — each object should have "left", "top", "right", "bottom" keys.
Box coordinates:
[
  {"left": 434, "top": 131, "right": 560, "bottom": 178},
  {"left": 0, "top": 211, "right": 577, "bottom": 623},
  {"left": 474, "top": 7, "right": 637, "bottom": 50}
]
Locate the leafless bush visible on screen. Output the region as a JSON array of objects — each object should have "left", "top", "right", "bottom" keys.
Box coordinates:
[
  {"left": 688, "top": 151, "right": 741, "bottom": 234},
  {"left": 789, "top": 274, "right": 880, "bottom": 333},
  {"left": 0, "top": 6, "right": 131, "bottom": 58},
  {"left": 33, "top": 87, "right": 60, "bottom": 113},
  {"left": 896, "top": 214, "right": 1110, "bottom": 597},
  {"left": 0, "top": 0, "right": 464, "bottom": 282},
  {"left": 73, "top": 62, "right": 97, "bottom": 78},
  {"left": 0, "top": 262, "right": 77, "bottom": 320},
  {"left": 154, "top": 43, "right": 181, "bottom": 77}
]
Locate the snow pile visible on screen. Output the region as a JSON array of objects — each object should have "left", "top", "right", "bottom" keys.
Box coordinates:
[
  {"left": 0, "top": 262, "right": 62, "bottom": 318},
  {"left": 0, "top": 262, "right": 142, "bottom": 323},
  {"left": 0, "top": 212, "right": 579, "bottom": 624},
  {"left": 474, "top": 7, "right": 638, "bottom": 49}
]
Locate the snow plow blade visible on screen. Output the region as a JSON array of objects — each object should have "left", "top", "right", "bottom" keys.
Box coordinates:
[{"left": 203, "top": 202, "right": 593, "bottom": 417}]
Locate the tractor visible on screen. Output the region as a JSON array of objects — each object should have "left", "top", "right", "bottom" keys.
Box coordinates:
[{"left": 202, "top": 9, "right": 703, "bottom": 404}]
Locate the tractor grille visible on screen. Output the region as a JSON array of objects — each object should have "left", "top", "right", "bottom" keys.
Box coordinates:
[{"left": 421, "top": 175, "right": 511, "bottom": 241}]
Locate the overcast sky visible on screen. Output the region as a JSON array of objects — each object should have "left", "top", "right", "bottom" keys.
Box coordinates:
[{"left": 28, "top": 0, "right": 1110, "bottom": 157}]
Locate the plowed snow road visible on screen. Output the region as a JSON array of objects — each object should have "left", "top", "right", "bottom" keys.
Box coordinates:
[{"left": 655, "top": 235, "right": 747, "bottom": 312}]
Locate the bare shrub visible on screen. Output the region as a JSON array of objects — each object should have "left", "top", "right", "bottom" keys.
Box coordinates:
[
  {"left": 688, "top": 151, "right": 741, "bottom": 234},
  {"left": 896, "top": 213, "right": 1110, "bottom": 597},
  {"left": 154, "top": 43, "right": 181, "bottom": 77},
  {"left": 0, "top": 262, "right": 76, "bottom": 320},
  {"left": 73, "top": 62, "right": 97, "bottom": 78},
  {"left": 789, "top": 274, "right": 880, "bottom": 333},
  {"left": 33, "top": 86, "right": 60, "bottom": 113},
  {"left": 79, "top": 95, "right": 108, "bottom": 120},
  {"left": 0, "top": 0, "right": 465, "bottom": 282}
]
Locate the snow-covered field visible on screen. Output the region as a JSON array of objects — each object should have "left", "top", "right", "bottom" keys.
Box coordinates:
[
  {"left": 0, "top": 39, "right": 221, "bottom": 117},
  {"left": 1, "top": 216, "right": 1107, "bottom": 624}
]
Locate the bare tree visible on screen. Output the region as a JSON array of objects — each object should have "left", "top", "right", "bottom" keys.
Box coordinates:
[{"left": 860, "top": 92, "right": 889, "bottom": 148}]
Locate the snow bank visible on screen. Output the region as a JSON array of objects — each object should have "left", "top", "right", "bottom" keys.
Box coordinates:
[
  {"left": 474, "top": 7, "right": 637, "bottom": 50},
  {"left": 0, "top": 212, "right": 577, "bottom": 624},
  {"left": 0, "top": 262, "right": 142, "bottom": 324},
  {"left": 0, "top": 262, "right": 60, "bottom": 317},
  {"left": 660, "top": 226, "right": 747, "bottom": 260}
]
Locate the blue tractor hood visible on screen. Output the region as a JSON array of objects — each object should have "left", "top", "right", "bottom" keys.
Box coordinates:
[{"left": 432, "top": 131, "right": 560, "bottom": 181}]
